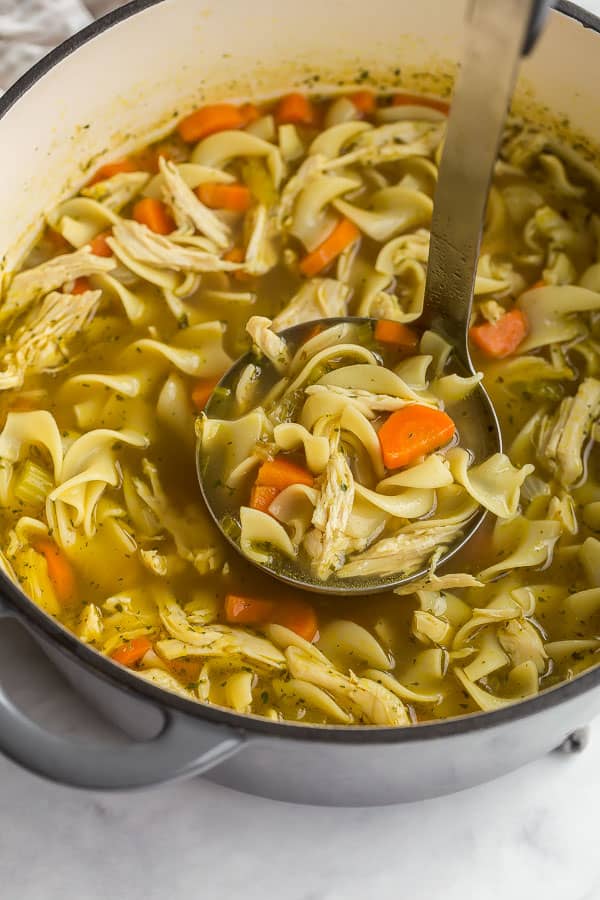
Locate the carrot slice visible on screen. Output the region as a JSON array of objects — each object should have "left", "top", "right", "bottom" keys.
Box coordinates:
[
  {"left": 223, "top": 246, "right": 253, "bottom": 282},
  {"left": 528, "top": 279, "right": 545, "bottom": 290},
  {"left": 224, "top": 594, "right": 274, "bottom": 625},
  {"left": 196, "top": 182, "right": 252, "bottom": 212},
  {"left": 224, "top": 594, "right": 318, "bottom": 642},
  {"left": 89, "top": 230, "right": 113, "bottom": 257},
  {"left": 299, "top": 218, "right": 360, "bottom": 277},
  {"left": 111, "top": 636, "right": 152, "bottom": 668},
  {"left": 88, "top": 157, "right": 138, "bottom": 186},
  {"left": 69, "top": 277, "right": 92, "bottom": 295},
  {"left": 177, "top": 103, "right": 245, "bottom": 142},
  {"left": 271, "top": 600, "right": 318, "bottom": 643},
  {"left": 392, "top": 92, "right": 449, "bottom": 114},
  {"left": 374, "top": 320, "right": 419, "bottom": 350},
  {"left": 240, "top": 102, "right": 261, "bottom": 126},
  {"left": 133, "top": 198, "right": 176, "bottom": 235},
  {"left": 250, "top": 484, "right": 281, "bottom": 513},
  {"left": 169, "top": 659, "right": 203, "bottom": 684},
  {"left": 191, "top": 377, "right": 220, "bottom": 412},
  {"left": 256, "top": 457, "right": 314, "bottom": 489},
  {"left": 378, "top": 405, "right": 456, "bottom": 469},
  {"left": 348, "top": 90, "right": 376, "bottom": 115},
  {"left": 469, "top": 309, "right": 529, "bottom": 359},
  {"left": 275, "top": 93, "right": 317, "bottom": 126},
  {"left": 34, "top": 539, "right": 76, "bottom": 605}
]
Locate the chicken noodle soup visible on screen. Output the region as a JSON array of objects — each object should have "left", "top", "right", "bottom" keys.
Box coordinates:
[
  {"left": 0, "top": 90, "right": 598, "bottom": 725},
  {"left": 200, "top": 316, "right": 513, "bottom": 589}
]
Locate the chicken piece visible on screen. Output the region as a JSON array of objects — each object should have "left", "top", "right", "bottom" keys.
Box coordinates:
[
  {"left": 338, "top": 522, "right": 465, "bottom": 579},
  {"left": 0, "top": 289, "right": 101, "bottom": 390},
  {"left": 272, "top": 278, "right": 351, "bottom": 331},
  {"left": 159, "top": 158, "right": 231, "bottom": 249},
  {"left": 110, "top": 220, "right": 239, "bottom": 274},
  {"left": 246, "top": 316, "right": 291, "bottom": 373},
  {"left": 133, "top": 459, "right": 223, "bottom": 574},
  {"left": 497, "top": 618, "right": 547, "bottom": 674},
  {"left": 325, "top": 121, "right": 444, "bottom": 171},
  {"left": 286, "top": 646, "right": 408, "bottom": 725},
  {"left": 536, "top": 377, "right": 600, "bottom": 487},
  {"left": 310, "top": 449, "right": 356, "bottom": 580},
  {"left": 1, "top": 247, "right": 115, "bottom": 323},
  {"left": 81, "top": 171, "right": 150, "bottom": 212},
  {"left": 304, "top": 384, "right": 415, "bottom": 419},
  {"left": 244, "top": 205, "right": 278, "bottom": 276}
]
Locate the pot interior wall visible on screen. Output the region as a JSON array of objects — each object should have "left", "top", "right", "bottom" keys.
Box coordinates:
[{"left": 0, "top": 0, "right": 599, "bottom": 276}]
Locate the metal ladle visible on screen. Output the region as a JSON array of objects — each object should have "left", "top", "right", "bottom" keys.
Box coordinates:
[{"left": 197, "top": 0, "right": 552, "bottom": 595}]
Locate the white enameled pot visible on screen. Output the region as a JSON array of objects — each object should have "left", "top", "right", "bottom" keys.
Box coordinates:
[{"left": 0, "top": 0, "right": 598, "bottom": 805}]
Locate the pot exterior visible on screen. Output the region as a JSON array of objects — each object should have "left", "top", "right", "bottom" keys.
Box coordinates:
[{"left": 45, "top": 633, "right": 595, "bottom": 806}]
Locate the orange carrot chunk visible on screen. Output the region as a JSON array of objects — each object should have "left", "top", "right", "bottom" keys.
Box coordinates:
[
  {"left": 299, "top": 218, "right": 360, "bottom": 278},
  {"left": 378, "top": 405, "right": 456, "bottom": 470},
  {"left": 275, "top": 93, "right": 317, "bottom": 126},
  {"left": 250, "top": 485, "right": 281, "bottom": 513},
  {"left": 348, "top": 90, "right": 376, "bottom": 115},
  {"left": 224, "top": 593, "right": 274, "bottom": 625},
  {"left": 111, "top": 636, "right": 153, "bottom": 668},
  {"left": 224, "top": 594, "right": 318, "bottom": 642},
  {"left": 34, "top": 539, "right": 76, "bottom": 605},
  {"left": 169, "top": 659, "right": 203, "bottom": 683},
  {"left": 89, "top": 230, "right": 113, "bottom": 257},
  {"left": 374, "top": 320, "right": 419, "bottom": 350},
  {"left": 196, "top": 182, "right": 252, "bottom": 212},
  {"left": 177, "top": 103, "right": 245, "bottom": 142},
  {"left": 271, "top": 600, "right": 318, "bottom": 643},
  {"left": 69, "top": 277, "right": 92, "bottom": 295},
  {"left": 239, "top": 102, "right": 261, "bottom": 126},
  {"left": 528, "top": 279, "right": 545, "bottom": 291},
  {"left": 469, "top": 309, "right": 529, "bottom": 359},
  {"left": 133, "top": 198, "right": 176, "bottom": 235},
  {"left": 392, "top": 92, "right": 450, "bottom": 114},
  {"left": 88, "top": 157, "right": 138, "bottom": 185},
  {"left": 256, "top": 457, "right": 314, "bottom": 489},
  {"left": 191, "top": 377, "right": 220, "bottom": 412}
]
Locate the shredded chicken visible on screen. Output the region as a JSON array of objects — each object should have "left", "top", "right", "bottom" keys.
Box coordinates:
[
  {"left": 272, "top": 278, "right": 351, "bottom": 331},
  {"left": 159, "top": 158, "right": 231, "bottom": 249},
  {"left": 338, "top": 522, "right": 465, "bottom": 579},
  {"left": 310, "top": 449, "right": 356, "bottom": 580},
  {"left": 0, "top": 289, "right": 101, "bottom": 390},
  {"left": 1, "top": 247, "right": 115, "bottom": 323},
  {"left": 81, "top": 171, "right": 150, "bottom": 212},
  {"left": 498, "top": 618, "right": 548, "bottom": 673},
  {"left": 304, "top": 384, "right": 415, "bottom": 419},
  {"left": 244, "top": 205, "right": 279, "bottom": 275},
  {"left": 246, "top": 316, "right": 291, "bottom": 373},
  {"left": 109, "top": 220, "right": 239, "bottom": 274},
  {"left": 536, "top": 377, "right": 600, "bottom": 486}
]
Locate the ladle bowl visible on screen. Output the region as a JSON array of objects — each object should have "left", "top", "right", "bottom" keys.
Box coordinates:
[{"left": 197, "top": 315, "right": 500, "bottom": 596}]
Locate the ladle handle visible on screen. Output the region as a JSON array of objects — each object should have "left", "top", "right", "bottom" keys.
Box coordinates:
[{"left": 422, "top": 0, "right": 553, "bottom": 366}]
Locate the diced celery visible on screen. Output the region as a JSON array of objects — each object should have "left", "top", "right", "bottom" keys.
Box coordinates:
[
  {"left": 13, "top": 460, "right": 53, "bottom": 506},
  {"left": 241, "top": 159, "right": 278, "bottom": 207}
]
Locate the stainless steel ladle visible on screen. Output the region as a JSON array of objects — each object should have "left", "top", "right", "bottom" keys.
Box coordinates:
[{"left": 197, "top": 0, "right": 552, "bottom": 595}]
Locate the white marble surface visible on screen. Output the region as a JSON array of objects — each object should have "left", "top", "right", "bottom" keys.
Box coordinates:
[{"left": 2, "top": 2, "right": 600, "bottom": 898}]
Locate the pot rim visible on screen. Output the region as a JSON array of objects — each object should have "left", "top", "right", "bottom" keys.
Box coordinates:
[{"left": 1, "top": 0, "right": 599, "bottom": 745}]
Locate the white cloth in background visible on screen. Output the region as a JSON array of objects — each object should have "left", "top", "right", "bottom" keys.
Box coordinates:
[{"left": 0, "top": 0, "right": 124, "bottom": 90}]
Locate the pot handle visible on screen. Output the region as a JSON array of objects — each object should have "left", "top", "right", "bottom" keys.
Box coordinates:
[{"left": 0, "top": 601, "right": 245, "bottom": 790}]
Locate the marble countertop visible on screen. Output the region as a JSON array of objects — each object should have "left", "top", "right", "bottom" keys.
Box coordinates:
[{"left": 2, "top": 2, "right": 600, "bottom": 898}]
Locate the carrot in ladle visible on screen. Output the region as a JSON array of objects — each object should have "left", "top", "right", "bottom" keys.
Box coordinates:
[
  {"left": 299, "top": 218, "right": 360, "bottom": 277},
  {"left": 378, "top": 405, "right": 456, "bottom": 469},
  {"left": 191, "top": 377, "right": 221, "bottom": 412},
  {"left": 255, "top": 457, "right": 314, "bottom": 489},
  {"left": 374, "top": 320, "right": 419, "bottom": 351},
  {"left": 250, "top": 485, "right": 281, "bottom": 513},
  {"left": 469, "top": 308, "right": 528, "bottom": 359}
]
